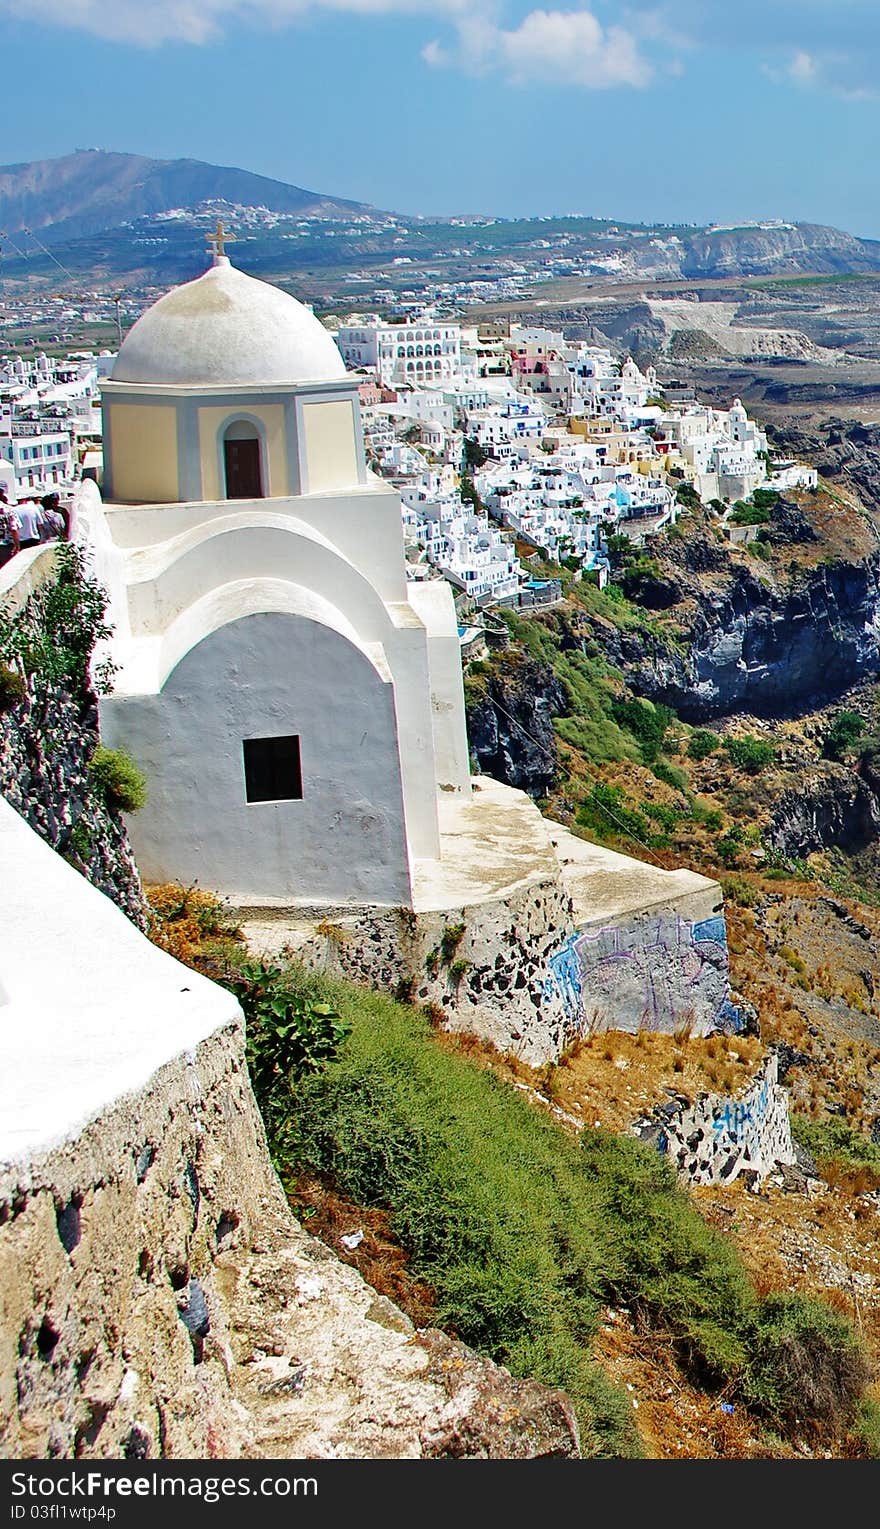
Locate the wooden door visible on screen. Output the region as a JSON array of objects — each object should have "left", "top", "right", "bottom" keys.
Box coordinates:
[{"left": 224, "top": 437, "right": 263, "bottom": 499}]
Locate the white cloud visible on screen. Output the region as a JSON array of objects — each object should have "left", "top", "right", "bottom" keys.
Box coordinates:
[
  {"left": 498, "top": 9, "right": 652, "bottom": 87},
  {"left": 0, "top": 0, "right": 651, "bottom": 86},
  {"left": 788, "top": 49, "right": 816, "bottom": 84},
  {"left": 424, "top": 7, "right": 652, "bottom": 87},
  {"left": 0, "top": 0, "right": 476, "bottom": 47}
]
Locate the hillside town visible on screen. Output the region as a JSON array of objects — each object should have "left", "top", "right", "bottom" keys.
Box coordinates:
[{"left": 0, "top": 297, "right": 817, "bottom": 606}]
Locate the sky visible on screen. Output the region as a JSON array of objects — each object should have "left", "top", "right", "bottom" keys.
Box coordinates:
[{"left": 2, "top": 0, "right": 880, "bottom": 234}]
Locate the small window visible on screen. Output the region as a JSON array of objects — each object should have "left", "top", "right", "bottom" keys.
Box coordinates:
[{"left": 242, "top": 735, "right": 303, "bottom": 803}]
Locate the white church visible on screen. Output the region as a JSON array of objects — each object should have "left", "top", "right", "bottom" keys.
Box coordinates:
[
  {"left": 89, "top": 235, "right": 472, "bottom": 907},
  {"left": 64, "top": 235, "right": 729, "bottom": 1063}
]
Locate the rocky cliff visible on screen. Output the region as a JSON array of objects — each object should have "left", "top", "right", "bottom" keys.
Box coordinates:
[{"left": 466, "top": 657, "right": 568, "bottom": 795}]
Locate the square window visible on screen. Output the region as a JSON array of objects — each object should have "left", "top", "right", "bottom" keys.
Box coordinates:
[{"left": 242, "top": 734, "right": 303, "bottom": 804}]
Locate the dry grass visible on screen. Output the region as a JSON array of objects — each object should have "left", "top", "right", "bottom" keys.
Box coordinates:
[
  {"left": 286, "top": 1173, "right": 437, "bottom": 1328},
  {"left": 443, "top": 1026, "right": 764, "bottom": 1135}
]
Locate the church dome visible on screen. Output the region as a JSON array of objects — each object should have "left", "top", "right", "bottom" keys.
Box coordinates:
[{"left": 111, "top": 258, "right": 347, "bottom": 387}]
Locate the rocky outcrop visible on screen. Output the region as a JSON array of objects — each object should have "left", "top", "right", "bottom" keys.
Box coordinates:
[
  {"left": 770, "top": 418, "right": 880, "bottom": 518},
  {"left": 467, "top": 658, "right": 568, "bottom": 796},
  {"left": 609, "top": 554, "right": 880, "bottom": 722},
  {"left": 768, "top": 769, "right": 880, "bottom": 858},
  {"left": 0, "top": 1018, "right": 580, "bottom": 1460},
  {"left": 0, "top": 682, "right": 146, "bottom": 928},
  {"left": 679, "top": 222, "right": 880, "bottom": 279}
]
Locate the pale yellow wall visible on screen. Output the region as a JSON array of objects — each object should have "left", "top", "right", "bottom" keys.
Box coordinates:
[
  {"left": 108, "top": 404, "right": 179, "bottom": 503},
  {"left": 302, "top": 401, "right": 359, "bottom": 494},
  {"left": 198, "top": 404, "right": 287, "bottom": 499}
]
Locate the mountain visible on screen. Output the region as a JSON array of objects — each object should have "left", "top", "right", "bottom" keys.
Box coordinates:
[
  {"left": 678, "top": 221, "right": 880, "bottom": 278},
  {"left": 0, "top": 149, "right": 375, "bottom": 245}
]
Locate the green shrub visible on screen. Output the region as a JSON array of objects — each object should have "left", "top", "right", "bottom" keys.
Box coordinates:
[
  {"left": 724, "top": 735, "right": 776, "bottom": 775},
  {"left": 610, "top": 696, "right": 673, "bottom": 763},
  {"left": 721, "top": 875, "right": 757, "bottom": 908},
  {"left": 223, "top": 960, "right": 350, "bottom": 1156},
  {"left": 791, "top": 1113, "right": 880, "bottom": 1175},
  {"left": 651, "top": 758, "right": 689, "bottom": 793},
  {"left": 689, "top": 729, "right": 721, "bottom": 761},
  {"left": 0, "top": 543, "right": 116, "bottom": 697},
  {"left": 270, "top": 980, "right": 873, "bottom": 1452},
  {"left": 88, "top": 746, "right": 148, "bottom": 812},
  {"left": 824, "top": 710, "right": 865, "bottom": 761},
  {"left": 674, "top": 480, "right": 702, "bottom": 511},
  {"left": 729, "top": 502, "right": 770, "bottom": 526},
  {"left": 744, "top": 1294, "right": 871, "bottom": 1433},
  {"left": 0, "top": 660, "right": 25, "bottom": 714},
  {"left": 440, "top": 922, "right": 466, "bottom": 963},
  {"left": 577, "top": 781, "right": 653, "bottom": 847}
]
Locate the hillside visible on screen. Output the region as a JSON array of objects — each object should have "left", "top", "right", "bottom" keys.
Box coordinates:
[{"left": 0, "top": 148, "right": 373, "bottom": 245}]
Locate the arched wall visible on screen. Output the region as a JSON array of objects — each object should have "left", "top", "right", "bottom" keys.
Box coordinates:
[
  {"left": 124, "top": 521, "right": 400, "bottom": 642},
  {"left": 101, "top": 611, "right": 413, "bottom": 905}
]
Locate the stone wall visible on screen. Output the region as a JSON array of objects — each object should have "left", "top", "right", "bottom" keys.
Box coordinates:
[
  {"left": 0, "top": 798, "right": 580, "bottom": 1461},
  {"left": 633, "top": 1053, "right": 795, "bottom": 1186},
  {"left": 241, "top": 851, "right": 736, "bottom": 1067},
  {"left": 0, "top": 545, "right": 145, "bottom": 928},
  {"left": 0, "top": 1022, "right": 580, "bottom": 1460}
]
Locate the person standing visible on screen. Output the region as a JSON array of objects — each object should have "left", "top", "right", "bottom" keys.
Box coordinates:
[
  {"left": 0, "top": 491, "right": 20, "bottom": 568},
  {"left": 15, "top": 497, "right": 42, "bottom": 550}
]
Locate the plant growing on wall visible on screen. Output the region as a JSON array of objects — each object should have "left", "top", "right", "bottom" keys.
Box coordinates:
[
  {"left": 224, "top": 959, "right": 350, "bottom": 1154},
  {"left": 0, "top": 661, "right": 25, "bottom": 714},
  {"left": 0, "top": 543, "right": 116, "bottom": 698},
  {"left": 88, "top": 746, "right": 148, "bottom": 812}
]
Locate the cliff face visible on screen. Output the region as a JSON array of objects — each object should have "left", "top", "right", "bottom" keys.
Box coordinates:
[
  {"left": 609, "top": 554, "right": 880, "bottom": 723},
  {"left": 466, "top": 659, "right": 568, "bottom": 796},
  {"left": 769, "top": 770, "right": 880, "bottom": 859}
]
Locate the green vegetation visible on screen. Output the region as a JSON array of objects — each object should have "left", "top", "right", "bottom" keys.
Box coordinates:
[
  {"left": 673, "top": 480, "right": 703, "bottom": 512},
  {"left": 609, "top": 697, "right": 673, "bottom": 763},
  {"left": 224, "top": 959, "right": 351, "bottom": 1159},
  {"left": 0, "top": 660, "right": 25, "bottom": 714},
  {"left": 689, "top": 728, "right": 721, "bottom": 761},
  {"left": 791, "top": 1113, "right": 880, "bottom": 1181},
  {"left": 88, "top": 746, "right": 148, "bottom": 813},
  {"left": 440, "top": 922, "right": 466, "bottom": 963},
  {"left": 0, "top": 543, "right": 116, "bottom": 697},
  {"left": 729, "top": 501, "right": 771, "bottom": 527},
  {"left": 264, "top": 975, "right": 876, "bottom": 1455},
  {"left": 724, "top": 735, "right": 776, "bottom": 775},
  {"left": 577, "top": 780, "right": 654, "bottom": 849},
  {"left": 651, "top": 758, "right": 689, "bottom": 793},
  {"left": 823, "top": 711, "right": 866, "bottom": 761}
]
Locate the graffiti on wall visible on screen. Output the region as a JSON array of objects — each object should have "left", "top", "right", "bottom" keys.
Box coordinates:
[
  {"left": 641, "top": 1055, "right": 796, "bottom": 1185},
  {"left": 542, "top": 908, "right": 738, "bottom": 1036}
]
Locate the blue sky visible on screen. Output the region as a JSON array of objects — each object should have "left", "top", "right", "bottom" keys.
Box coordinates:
[{"left": 2, "top": 1, "right": 880, "bottom": 234}]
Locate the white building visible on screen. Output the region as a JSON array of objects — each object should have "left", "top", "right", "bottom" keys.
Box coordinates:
[
  {"left": 335, "top": 314, "right": 465, "bottom": 389},
  {"left": 0, "top": 410, "right": 74, "bottom": 493},
  {"left": 89, "top": 250, "right": 473, "bottom": 907}
]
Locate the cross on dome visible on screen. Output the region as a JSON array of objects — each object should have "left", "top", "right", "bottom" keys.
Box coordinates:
[{"left": 206, "top": 219, "right": 236, "bottom": 263}]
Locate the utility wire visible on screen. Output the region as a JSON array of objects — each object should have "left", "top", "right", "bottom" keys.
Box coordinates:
[
  {"left": 0, "top": 229, "right": 32, "bottom": 261},
  {"left": 22, "top": 227, "right": 77, "bottom": 285},
  {"left": 486, "top": 691, "right": 667, "bottom": 868}
]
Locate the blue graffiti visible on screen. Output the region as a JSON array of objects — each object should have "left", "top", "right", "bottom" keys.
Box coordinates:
[
  {"left": 712, "top": 1078, "right": 770, "bottom": 1144},
  {"left": 545, "top": 935, "right": 583, "bottom": 1019},
  {"left": 693, "top": 916, "right": 727, "bottom": 946}
]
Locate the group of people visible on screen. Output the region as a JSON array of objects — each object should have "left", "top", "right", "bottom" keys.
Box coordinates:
[{"left": 0, "top": 488, "right": 70, "bottom": 569}]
